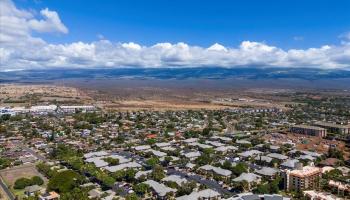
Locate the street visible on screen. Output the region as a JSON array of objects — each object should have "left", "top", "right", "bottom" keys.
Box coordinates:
[
  {"left": 0, "top": 176, "right": 15, "bottom": 200},
  {"left": 12, "top": 141, "right": 48, "bottom": 162}
]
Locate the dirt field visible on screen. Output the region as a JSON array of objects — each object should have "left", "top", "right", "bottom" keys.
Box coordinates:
[
  {"left": 101, "top": 100, "right": 233, "bottom": 111},
  {"left": 0, "top": 84, "right": 93, "bottom": 107},
  {"left": 0, "top": 83, "right": 291, "bottom": 111},
  {"left": 0, "top": 164, "right": 47, "bottom": 189}
]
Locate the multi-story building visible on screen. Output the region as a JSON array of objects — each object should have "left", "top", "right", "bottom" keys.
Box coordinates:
[
  {"left": 284, "top": 163, "right": 321, "bottom": 191},
  {"left": 313, "top": 121, "right": 350, "bottom": 134},
  {"left": 290, "top": 125, "right": 327, "bottom": 137}
]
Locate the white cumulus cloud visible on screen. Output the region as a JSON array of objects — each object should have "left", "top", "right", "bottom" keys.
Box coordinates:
[
  {"left": 0, "top": 0, "right": 350, "bottom": 71},
  {"left": 28, "top": 8, "right": 68, "bottom": 34}
]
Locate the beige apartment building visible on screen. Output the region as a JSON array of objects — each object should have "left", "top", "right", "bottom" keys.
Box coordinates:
[{"left": 284, "top": 163, "right": 321, "bottom": 191}]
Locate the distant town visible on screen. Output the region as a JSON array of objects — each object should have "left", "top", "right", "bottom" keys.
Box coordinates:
[{"left": 0, "top": 84, "right": 349, "bottom": 200}]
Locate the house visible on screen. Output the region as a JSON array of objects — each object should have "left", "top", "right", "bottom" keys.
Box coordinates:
[
  {"left": 280, "top": 159, "right": 299, "bottom": 169},
  {"left": 176, "top": 189, "right": 221, "bottom": 200},
  {"left": 188, "top": 142, "right": 212, "bottom": 149},
  {"left": 183, "top": 151, "right": 201, "bottom": 160},
  {"left": 238, "top": 150, "right": 263, "bottom": 159},
  {"left": 266, "top": 153, "right": 288, "bottom": 161},
  {"left": 226, "top": 193, "right": 290, "bottom": 200},
  {"left": 337, "top": 166, "right": 350, "bottom": 175},
  {"left": 88, "top": 189, "right": 103, "bottom": 199},
  {"left": 39, "top": 191, "right": 60, "bottom": 200},
  {"left": 155, "top": 142, "right": 172, "bottom": 148},
  {"left": 104, "top": 161, "right": 142, "bottom": 172},
  {"left": 303, "top": 190, "right": 341, "bottom": 200},
  {"left": 84, "top": 151, "right": 109, "bottom": 159},
  {"left": 24, "top": 185, "right": 43, "bottom": 196},
  {"left": 254, "top": 155, "right": 273, "bottom": 164},
  {"left": 135, "top": 170, "right": 152, "bottom": 179},
  {"left": 162, "top": 175, "right": 188, "bottom": 186},
  {"left": 205, "top": 140, "right": 225, "bottom": 147},
  {"left": 199, "top": 165, "right": 232, "bottom": 177},
  {"left": 146, "top": 134, "right": 157, "bottom": 139},
  {"left": 185, "top": 162, "right": 196, "bottom": 170},
  {"left": 236, "top": 140, "right": 252, "bottom": 145},
  {"left": 134, "top": 145, "right": 151, "bottom": 151},
  {"left": 255, "top": 167, "right": 279, "bottom": 179},
  {"left": 233, "top": 173, "right": 262, "bottom": 184},
  {"left": 215, "top": 146, "right": 238, "bottom": 153},
  {"left": 183, "top": 138, "right": 198, "bottom": 143},
  {"left": 143, "top": 180, "right": 177, "bottom": 199},
  {"left": 146, "top": 149, "right": 167, "bottom": 157}
]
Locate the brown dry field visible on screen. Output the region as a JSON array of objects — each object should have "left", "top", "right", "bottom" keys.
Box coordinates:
[
  {"left": 0, "top": 164, "right": 47, "bottom": 189},
  {"left": 0, "top": 84, "right": 93, "bottom": 107},
  {"left": 264, "top": 132, "right": 350, "bottom": 159},
  {"left": 101, "top": 100, "right": 233, "bottom": 111},
  {"left": 0, "top": 83, "right": 288, "bottom": 111}
]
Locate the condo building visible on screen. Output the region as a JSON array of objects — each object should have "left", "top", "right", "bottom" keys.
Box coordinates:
[
  {"left": 284, "top": 163, "right": 321, "bottom": 191},
  {"left": 290, "top": 125, "right": 327, "bottom": 137},
  {"left": 313, "top": 121, "right": 350, "bottom": 134}
]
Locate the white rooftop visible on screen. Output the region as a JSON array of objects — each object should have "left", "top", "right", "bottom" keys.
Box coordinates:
[
  {"left": 144, "top": 180, "right": 177, "bottom": 197},
  {"left": 104, "top": 162, "right": 141, "bottom": 172},
  {"left": 233, "top": 173, "right": 261, "bottom": 183},
  {"left": 134, "top": 145, "right": 151, "bottom": 151},
  {"left": 162, "top": 175, "right": 188, "bottom": 186},
  {"left": 176, "top": 189, "right": 220, "bottom": 200},
  {"left": 199, "top": 165, "right": 232, "bottom": 176}
]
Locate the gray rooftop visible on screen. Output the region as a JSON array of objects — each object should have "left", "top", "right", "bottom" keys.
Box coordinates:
[
  {"left": 255, "top": 167, "right": 279, "bottom": 176},
  {"left": 144, "top": 180, "right": 177, "bottom": 197},
  {"left": 233, "top": 173, "right": 261, "bottom": 183}
]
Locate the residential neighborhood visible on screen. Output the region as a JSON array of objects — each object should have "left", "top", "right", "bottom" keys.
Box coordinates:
[{"left": 1, "top": 95, "right": 350, "bottom": 200}]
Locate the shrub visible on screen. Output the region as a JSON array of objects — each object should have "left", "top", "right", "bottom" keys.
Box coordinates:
[
  {"left": 13, "top": 176, "right": 44, "bottom": 189},
  {"left": 31, "top": 176, "right": 44, "bottom": 186},
  {"left": 14, "top": 178, "right": 32, "bottom": 189}
]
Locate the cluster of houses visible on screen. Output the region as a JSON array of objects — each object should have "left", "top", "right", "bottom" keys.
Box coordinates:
[{"left": 1, "top": 107, "right": 350, "bottom": 200}]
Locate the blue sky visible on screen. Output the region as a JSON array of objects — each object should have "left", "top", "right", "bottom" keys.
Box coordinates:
[
  {"left": 14, "top": 0, "right": 350, "bottom": 49},
  {"left": 1, "top": 0, "right": 350, "bottom": 70}
]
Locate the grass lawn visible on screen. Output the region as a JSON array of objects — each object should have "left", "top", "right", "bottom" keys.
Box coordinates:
[{"left": 12, "top": 188, "right": 25, "bottom": 199}]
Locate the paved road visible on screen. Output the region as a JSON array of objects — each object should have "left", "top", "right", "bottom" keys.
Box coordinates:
[
  {"left": 0, "top": 176, "right": 15, "bottom": 200},
  {"left": 12, "top": 141, "right": 48, "bottom": 162},
  {"left": 167, "top": 169, "right": 234, "bottom": 197}
]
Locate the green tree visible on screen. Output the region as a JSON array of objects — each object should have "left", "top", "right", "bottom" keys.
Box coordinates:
[
  {"left": 14, "top": 178, "right": 32, "bottom": 189},
  {"left": 232, "top": 163, "right": 248, "bottom": 176},
  {"left": 255, "top": 183, "right": 269, "bottom": 194},
  {"left": 151, "top": 165, "right": 165, "bottom": 181},
  {"left": 125, "top": 193, "right": 139, "bottom": 200},
  {"left": 47, "top": 170, "right": 82, "bottom": 193},
  {"left": 176, "top": 181, "right": 196, "bottom": 196},
  {"left": 103, "top": 157, "right": 119, "bottom": 166},
  {"left": 134, "top": 183, "right": 149, "bottom": 196},
  {"left": 146, "top": 157, "right": 159, "bottom": 168},
  {"left": 31, "top": 176, "right": 44, "bottom": 186},
  {"left": 0, "top": 158, "right": 12, "bottom": 170},
  {"left": 125, "top": 168, "right": 136, "bottom": 182}
]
